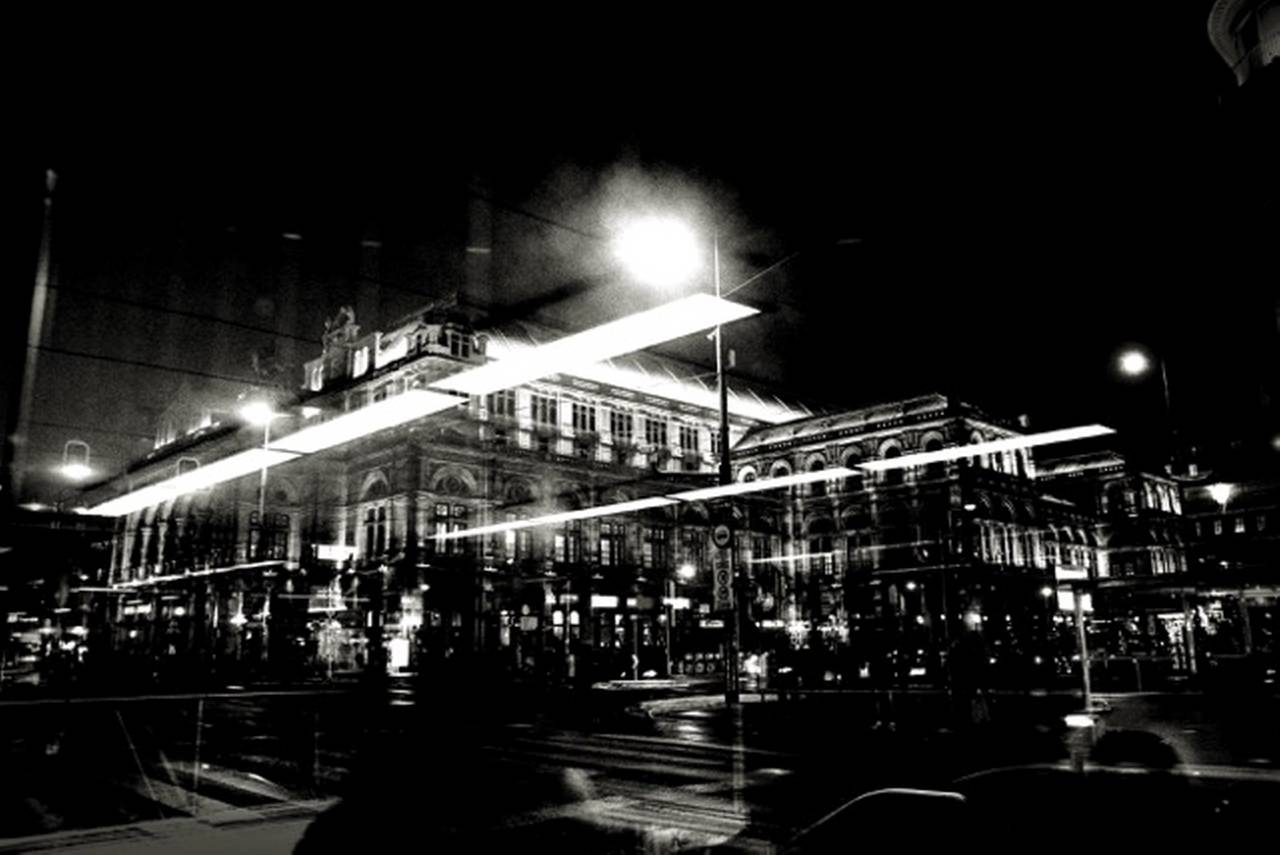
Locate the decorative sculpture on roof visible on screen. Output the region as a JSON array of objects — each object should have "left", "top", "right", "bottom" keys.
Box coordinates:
[{"left": 323, "top": 305, "right": 358, "bottom": 342}]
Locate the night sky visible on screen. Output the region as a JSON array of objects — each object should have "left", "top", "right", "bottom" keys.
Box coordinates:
[{"left": 5, "top": 5, "right": 1276, "bottom": 501}]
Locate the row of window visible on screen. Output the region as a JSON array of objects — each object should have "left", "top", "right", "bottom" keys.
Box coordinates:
[
  {"left": 484, "top": 391, "right": 710, "bottom": 452},
  {"left": 421, "top": 511, "right": 729, "bottom": 571},
  {"left": 1196, "top": 514, "right": 1268, "bottom": 536}
]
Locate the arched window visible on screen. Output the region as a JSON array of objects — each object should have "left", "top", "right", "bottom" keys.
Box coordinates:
[
  {"left": 883, "top": 446, "right": 903, "bottom": 485},
  {"left": 923, "top": 437, "right": 945, "bottom": 479},
  {"left": 769, "top": 461, "right": 793, "bottom": 497},
  {"left": 808, "top": 458, "right": 826, "bottom": 496},
  {"left": 842, "top": 453, "right": 863, "bottom": 492}
]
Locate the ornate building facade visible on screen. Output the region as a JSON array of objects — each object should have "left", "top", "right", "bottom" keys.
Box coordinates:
[
  {"left": 91, "top": 300, "right": 1262, "bottom": 690},
  {"left": 89, "top": 300, "right": 811, "bottom": 683}
]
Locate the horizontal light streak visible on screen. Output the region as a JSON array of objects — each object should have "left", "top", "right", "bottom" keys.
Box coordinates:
[
  {"left": 430, "top": 424, "right": 1109, "bottom": 542},
  {"left": 856, "top": 425, "right": 1115, "bottom": 471},
  {"left": 669, "top": 467, "right": 856, "bottom": 502},
  {"left": 432, "top": 294, "right": 757, "bottom": 396},
  {"left": 88, "top": 448, "right": 301, "bottom": 516},
  {"left": 747, "top": 551, "right": 837, "bottom": 565},
  {"left": 268, "top": 389, "right": 462, "bottom": 455},
  {"left": 85, "top": 301, "right": 754, "bottom": 517},
  {"left": 438, "top": 470, "right": 855, "bottom": 541},
  {"left": 110, "top": 559, "right": 286, "bottom": 589}
]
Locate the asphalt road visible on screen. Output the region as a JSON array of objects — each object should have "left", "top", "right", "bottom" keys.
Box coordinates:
[{"left": 2, "top": 683, "right": 1277, "bottom": 852}]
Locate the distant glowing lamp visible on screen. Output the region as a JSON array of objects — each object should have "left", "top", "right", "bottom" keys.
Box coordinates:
[
  {"left": 60, "top": 462, "right": 92, "bottom": 481},
  {"left": 1208, "top": 482, "right": 1234, "bottom": 508},
  {"left": 239, "top": 401, "right": 278, "bottom": 426},
  {"left": 1118, "top": 350, "right": 1151, "bottom": 377},
  {"left": 677, "top": 563, "right": 697, "bottom": 581},
  {"left": 1040, "top": 586, "right": 1054, "bottom": 598},
  {"left": 61, "top": 439, "right": 92, "bottom": 481},
  {"left": 614, "top": 216, "right": 703, "bottom": 289}
]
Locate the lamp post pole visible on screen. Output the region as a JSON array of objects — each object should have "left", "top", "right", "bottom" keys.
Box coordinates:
[
  {"left": 257, "top": 418, "right": 271, "bottom": 672},
  {"left": 713, "top": 232, "right": 742, "bottom": 705}
]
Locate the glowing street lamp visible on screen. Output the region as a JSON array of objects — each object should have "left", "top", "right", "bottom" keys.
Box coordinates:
[
  {"left": 677, "top": 563, "right": 697, "bottom": 581},
  {"left": 615, "top": 214, "right": 740, "bottom": 701},
  {"left": 60, "top": 439, "right": 92, "bottom": 482},
  {"left": 239, "top": 400, "right": 278, "bottom": 426},
  {"left": 613, "top": 216, "right": 703, "bottom": 289},
  {"left": 1208, "top": 482, "right": 1234, "bottom": 509},
  {"left": 1116, "top": 346, "right": 1181, "bottom": 476},
  {"left": 1118, "top": 350, "right": 1151, "bottom": 377}
]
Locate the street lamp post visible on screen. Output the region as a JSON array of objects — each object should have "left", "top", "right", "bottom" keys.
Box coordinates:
[
  {"left": 615, "top": 218, "right": 741, "bottom": 702},
  {"left": 711, "top": 232, "right": 744, "bottom": 704},
  {"left": 239, "top": 400, "right": 277, "bottom": 673},
  {"left": 1118, "top": 348, "right": 1184, "bottom": 477},
  {"left": 613, "top": 220, "right": 853, "bottom": 703}
]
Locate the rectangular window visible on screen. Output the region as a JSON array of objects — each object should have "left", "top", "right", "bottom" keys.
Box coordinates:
[
  {"left": 532, "top": 394, "right": 558, "bottom": 429},
  {"left": 572, "top": 402, "right": 596, "bottom": 433},
  {"left": 680, "top": 425, "right": 701, "bottom": 471},
  {"left": 679, "top": 425, "right": 698, "bottom": 453},
  {"left": 486, "top": 389, "right": 516, "bottom": 419},
  {"left": 448, "top": 331, "right": 472, "bottom": 359},
  {"left": 682, "top": 529, "right": 705, "bottom": 569},
  {"left": 430, "top": 504, "right": 467, "bottom": 555},
  {"left": 644, "top": 417, "right": 668, "bottom": 448},
  {"left": 352, "top": 347, "right": 369, "bottom": 377},
  {"left": 1257, "top": 514, "right": 1267, "bottom": 531},
  {"left": 556, "top": 521, "right": 580, "bottom": 563},
  {"left": 449, "top": 505, "right": 467, "bottom": 554},
  {"left": 709, "top": 429, "right": 722, "bottom": 458},
  {"left": 610, "top": 410, "right": 633, "bottom": 445},
  {"left": 600, "top": 522, "right": 620, "bottom": 566},
  {"left": 309, "top": 364, "right": 323, "bottom": 391},
  {"left": 642, "top": 527, "right": 669, "bottom": 569},
  {"left": 1234, "top": 516, "right": 1246, "bottom": 534},
  {"left": 505, "top": 521, "right": 516, "bottom": 558},
  {"left": 1213, "top": 519, "right": 1224, "bottom": 535}
]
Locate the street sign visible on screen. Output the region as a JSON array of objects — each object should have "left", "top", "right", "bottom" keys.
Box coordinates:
[
  {"left": 712, "top": 524, "right": 732, "bottom": 548},
  {"left": 712, "top": 548, "right": 734, "bottom": 611}
]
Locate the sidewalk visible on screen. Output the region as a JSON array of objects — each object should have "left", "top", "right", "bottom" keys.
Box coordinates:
[{"left": 0, "top": 800, "right": 334, "bottom": 855}]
